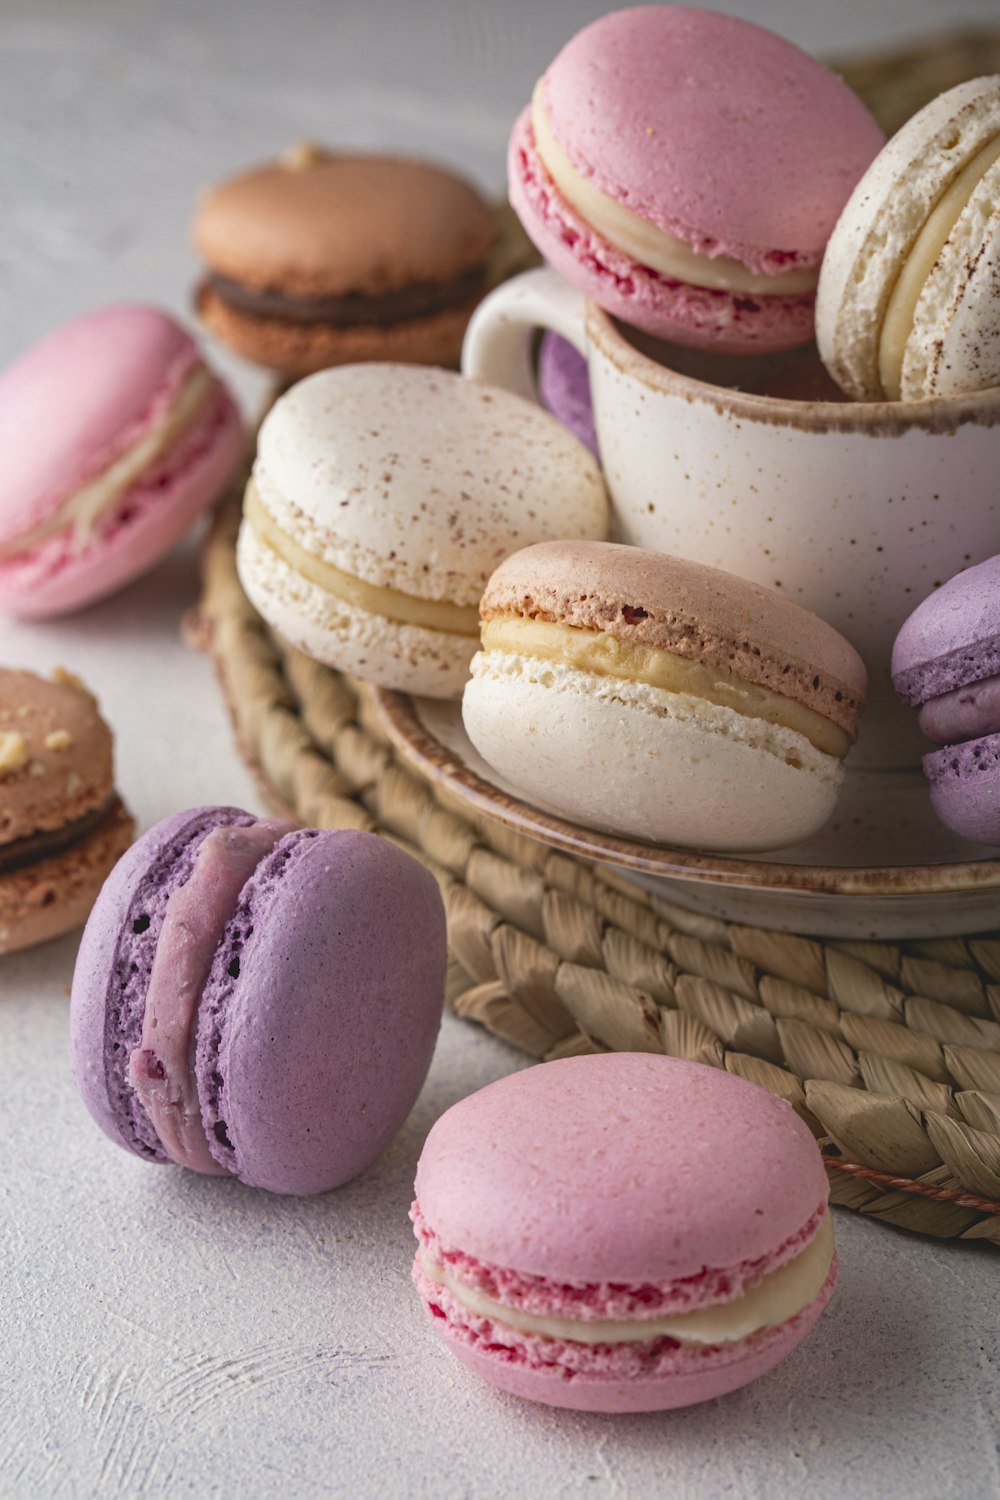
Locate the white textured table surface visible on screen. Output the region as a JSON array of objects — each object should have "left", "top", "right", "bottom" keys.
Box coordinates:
[{"left": 2, "top": 4, "right": 999, "bottom": 1497}]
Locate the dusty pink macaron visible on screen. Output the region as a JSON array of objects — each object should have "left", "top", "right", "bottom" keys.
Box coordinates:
[
  {"left": 510, "top": 6, "right": 884, "bottom": 352},
  {"left": 412, "top": 1053, "right": 836, "bottom": 1413},
  {"left": 0, "top": 304, "right": 244, "bottom": 618}
]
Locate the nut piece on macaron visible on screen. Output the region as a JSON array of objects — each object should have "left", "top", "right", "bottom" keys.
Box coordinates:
[{"left": 0, "top": 667, "right": 134, "bottom": 955}]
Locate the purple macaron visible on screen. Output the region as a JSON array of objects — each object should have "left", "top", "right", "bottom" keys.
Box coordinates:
[
  {"left": 70, "top": 807, "right": 446, "bottom": 1195},
  {"left": 537, "top": 332, "right": 598, "bottom": 458},
  {"left": 892, "top": 556, "right": 1000, "bottom": 845}
]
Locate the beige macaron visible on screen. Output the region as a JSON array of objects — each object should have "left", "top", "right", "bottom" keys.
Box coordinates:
[
  {"left": 462, "top": 541, "right": 867, "bottom": 852},
  {"left": 0, "top": 668, "right": 134, "bottom": 954},
  {"left": 237, "top": 366, "right": 609, "bottom": 697},
  {"left": 816, "top": 76, "right": 1000, "bottom": 401}
]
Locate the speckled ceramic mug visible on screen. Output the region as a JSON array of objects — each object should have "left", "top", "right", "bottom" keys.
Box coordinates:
[{"left": 463, "top": 267, "right": 1000, "bottom": 769}]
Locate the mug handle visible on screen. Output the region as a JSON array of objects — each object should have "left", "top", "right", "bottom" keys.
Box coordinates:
[{"left": 461, "top": 267, "right": 587, "bottom": 402}]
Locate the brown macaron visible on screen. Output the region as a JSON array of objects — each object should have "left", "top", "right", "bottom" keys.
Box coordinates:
[
  {"left": 0, "top": 668, "right": 134, "bottom": 955},
  {"left": 192, "top": 144, "right": 501, "bottom": 378}
]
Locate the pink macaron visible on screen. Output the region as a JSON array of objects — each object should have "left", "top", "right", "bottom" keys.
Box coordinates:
[
  {"left": 412, "top": 1053, "right": 836, "bottom": 1412},
  {"left": 509, "top": 6, "right": 885, "bottom": 353},
  {"left": 0, "top": 304, "right": 244, "bottom": 618}
]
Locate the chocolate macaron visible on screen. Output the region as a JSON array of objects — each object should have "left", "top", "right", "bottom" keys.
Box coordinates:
[
  {"left": 1, "top": 668, "right": 134, "bottom": 954},
  {"left": 193, "top": 145, "right": 500, "bottom": 378}
]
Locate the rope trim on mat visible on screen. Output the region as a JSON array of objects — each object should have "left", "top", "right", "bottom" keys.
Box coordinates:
[{"left": 822, "top": 1154, "right": 1000, "bottom": 1216}]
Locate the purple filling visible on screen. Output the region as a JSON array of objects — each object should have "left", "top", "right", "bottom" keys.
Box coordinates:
[
  {"left": 195, "top": 828, "right": 321, "bottom": 1175},
  {"left": 918, "top": 673, "right": 1000, "bottom": 744},
  {"left": 104, "top": 808, "right": 255, "bottom": 1161}
]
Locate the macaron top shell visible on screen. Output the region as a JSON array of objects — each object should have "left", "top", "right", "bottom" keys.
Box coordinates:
[
  {"left": 415, "top": 1053, "right": 827, "bottom": 1283},
  {"left": 253, "top": 365, "right": 609, "bottom": 606},
  {"left": 816, "top": 76, "right": 1000, "bottom": 401},
  {"left": 0, "top": 669, "right": 114, "bottom": 842},
  {"left": 481, "top": 541, "right": 866, "bottom": 736},
  {"left": 892, "top": 554, "right": 1000, "bottom": 706},
  {"left": 0, "top": 305, "right": 200, "bottom": 550},
  {"left": 540, "top": 6, "right": 884, "bottom": 273},
  {"left": 193, "top": 151, "right": 498, "bottom": 299}
]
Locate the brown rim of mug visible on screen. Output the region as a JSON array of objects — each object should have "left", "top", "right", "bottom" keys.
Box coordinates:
[{"left": 584, "top": 303, "right": 1000, "bottom": 436}]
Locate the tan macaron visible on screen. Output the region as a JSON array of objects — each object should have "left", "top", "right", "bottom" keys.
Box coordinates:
[
  {"left": 0, "top": 668, "right": 134, "bottom": 954},
  {"left": 193, "top": 146, "right": 500, "bottom": 378},
  {"left": 462, "top": 542, "right": 867, "bottom": 852}
]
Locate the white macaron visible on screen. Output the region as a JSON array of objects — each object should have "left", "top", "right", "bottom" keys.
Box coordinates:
[
  {"left": 816, "top": 76, "right": 1000, "bottom": 401},
  {"left": 237, "top": 365, "right": 608, "bottom": 697}
]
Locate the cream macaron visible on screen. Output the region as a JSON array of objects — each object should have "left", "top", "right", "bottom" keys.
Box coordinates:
[
  {"left": 817, "top": 76, "right": 1000, "bottom": 401},
  {"left": 237, "top": 365, "right": 608, "bottom": 697},
  {"left": 462, "top": 541, "right": 867, "bottom": 852}
]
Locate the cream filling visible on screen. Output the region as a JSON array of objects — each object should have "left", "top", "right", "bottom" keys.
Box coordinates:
[
  {"left": 422, "top": 1211, "right": 834, "bottom": 1347},
  {"left": 531, "top": 85, "right": 818, "bottom": 297},
  {"left": 879, "top": 132, "right": 1000, "bottom": 400},
  {"left": 1, "top": 365, "right": 214, "bottom": 560},
  {"left": 480, "top": 617, "right": 850, "bottom": 757},
  {"left": 244, "top": 484, "right": 481, "bottom": 638}
]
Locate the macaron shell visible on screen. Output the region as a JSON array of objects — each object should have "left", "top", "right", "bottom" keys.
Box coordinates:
[
  {"left": 509, "top": 111, "right": 816, "bottom": 354},
  {"left": 0, "top": 668, "right": 115, "bottom": 841},
  {"left": 539, "top": 7, "right": 884, "bottom": 268},
  {"left": 193, "top": 154, "right": 497, "bottom": 299},
  {"left": 425, "top": 1258, "right": 836, "bottom": 1413},
  {"left": 0, "top": 383, "right": 243, "bottom": 619},
  {"left": 0, "top": 796, "right": 134, "bottom": 956},
  {"left": 70, "top": 807, "right": 252, "bottom": 1162},
  {"left": 462, "top": 656, "right": 841, "bottom": 852},
  {"left": 204, "top": 830, "right": 446, "bottom": 1195},
  {"left": 816, "top": 77, "right": 1000, "bottom": 401},
  {"left": 196, "top": 282, "right": 484, "bottom": 380},
  {"left": 236, "top": 520, "right": 475, "bottom": 697},
  {"left": 537, "top": 333, "right": 598, "bottom": 457},
  {"left": 891, "top": 554, "right": 1000, "bottom": 706},
  {"left": 415, "top": 1054, "right": 828, "bottom": 1284},
  {"left": 926, "top": 733, "right": 1000, "bottom": 844},
  {"left": 252, "top": 364, "right": 608, "bottom": 604},
  {"left": 0, "top": 304, "right": 200, "bottom": 547},
  {"left": 903, "top": 156, "right": 1000, "bottom": 398}
]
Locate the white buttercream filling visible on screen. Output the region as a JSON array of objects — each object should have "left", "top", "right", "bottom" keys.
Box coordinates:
[
  {"left": 421, "top": 1211, "right": 834, "bottom": 1347},
  {"left": 531, "top": 85, "right": 818, "bottom": 297},
  {"left": 878, "top": 132, "right": 1000, "bottom": 400},
  {"left": 1, "top": 364, "right": 214, "bottom": 559}
]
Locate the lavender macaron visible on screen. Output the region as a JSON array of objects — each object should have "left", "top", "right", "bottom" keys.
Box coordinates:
[
  {"left": 70, "top": 807, "right": 446, "bottom": 1195},
  {"left": 537, "top": 333, "right": 597, "bottom": 458},
  {"left": 892, "top": 556, "right": 1000, "bottom": 845}
]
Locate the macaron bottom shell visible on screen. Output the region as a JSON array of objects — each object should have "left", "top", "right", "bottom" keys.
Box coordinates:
[
  {"left": 509, "top": 110, "right": 815, "bottom": 355},
  {"left": 0, "top": 385, "right": 243, "bottom": 620},
  {"left": 925, "top": 733, "right": 1000, "bottom": 845},
  {"left": 416, "top": 1256, "right": 837, "bottom": 1414},
  {"left": 236, "top": 516, "right": 476, "bottom": 698},
  {"left": 462, "top": 654, "right": 843, "bottom": 852}
]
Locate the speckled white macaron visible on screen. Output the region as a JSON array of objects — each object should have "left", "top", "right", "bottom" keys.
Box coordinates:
[
  {"left": 237, "top": 364, "right": 608, "bottom": 697},
  {"left": 816, "top": 76, "right": 1000, "bottom": 401}
]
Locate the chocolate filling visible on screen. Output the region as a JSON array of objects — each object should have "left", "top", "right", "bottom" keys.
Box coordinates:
[
  {"left": 0, "top": 795, "right": 118, "bottom": 874},
  {"left": 207, "top": 264, "right": 488, "bottom": 327}
]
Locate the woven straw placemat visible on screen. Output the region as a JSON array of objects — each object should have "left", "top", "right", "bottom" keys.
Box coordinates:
[{"left": 193, "top": 29, "right": 1000, "bottom": 1244}]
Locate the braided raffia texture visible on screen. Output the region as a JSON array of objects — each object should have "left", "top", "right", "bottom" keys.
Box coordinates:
[{"left": 194, "top": 498, "right": 1000, "bottom": 1244}]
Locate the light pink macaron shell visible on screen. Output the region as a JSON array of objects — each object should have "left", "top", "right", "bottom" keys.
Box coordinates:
[
  {"left": 415, "top": 1053, "right": 828, "bottom": 1284},
  {"left": 437, "top": 1259, "right": 837, "bottom": 1413},
  {"left": 540, "top": 6, "right": 885, "bottom": 269},
  {"left": 509, "top": 109, "right": 815, "bottom": 353},
  {"left": 0, "top": 304, "right": 204, "bottom": 546},
  {"left": 0, "top": 384, "right": 243, "bottom": 619}
]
